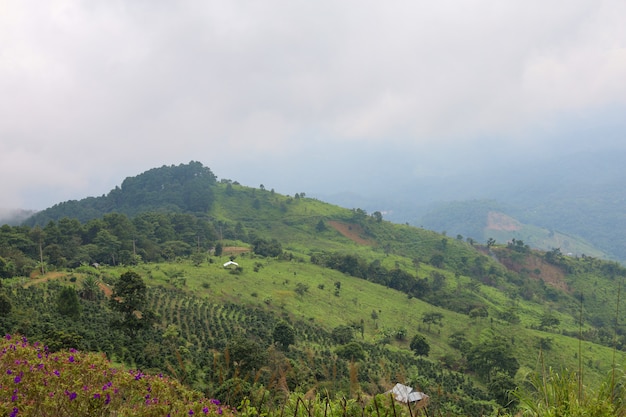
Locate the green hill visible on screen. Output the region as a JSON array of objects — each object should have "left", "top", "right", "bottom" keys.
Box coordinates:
[{"left": 2, "top": 161, "right": 626, "bottom": 416}]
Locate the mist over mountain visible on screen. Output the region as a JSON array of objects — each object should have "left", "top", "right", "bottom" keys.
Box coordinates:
[{"left": 318, "top": 148, "right": 626, "bottom": 262}]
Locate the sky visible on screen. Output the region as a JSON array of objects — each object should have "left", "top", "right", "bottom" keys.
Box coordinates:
[{"left": 1, "top": 0, "right": 626, "bottom": 210}]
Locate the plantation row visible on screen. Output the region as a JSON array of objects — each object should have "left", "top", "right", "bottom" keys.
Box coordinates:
[{"left": 0, "top": 272, "right": 501, "bottom": 416}]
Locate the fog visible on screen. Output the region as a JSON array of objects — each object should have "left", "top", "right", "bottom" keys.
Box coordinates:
[{"left": 1, "top": 0, "right": 625, "bottom": 211}]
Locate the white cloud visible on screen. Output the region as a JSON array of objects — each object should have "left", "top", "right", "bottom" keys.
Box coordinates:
[{"left": 1, "top": 0, "right": 625, "bottom": 208}]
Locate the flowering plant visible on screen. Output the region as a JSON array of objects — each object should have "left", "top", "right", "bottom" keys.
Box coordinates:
[{"left": 0, "top": 334, "right": 232, "bottom": 417}]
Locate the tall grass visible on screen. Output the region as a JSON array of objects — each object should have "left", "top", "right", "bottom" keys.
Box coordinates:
[{"left": 513, "top": 366, "right": 626, "bottom": 417}]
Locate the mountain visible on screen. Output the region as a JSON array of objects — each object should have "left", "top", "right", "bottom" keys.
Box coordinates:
[
  {"left": 23, "top": 161, "right": 217, "bottom": 226},
  {"left": 320, "top": 149, "right": 626, "bottom": 263},
  {"left": 3, "top": 161, "right": 626, "bottom": 416},
  {"left": 417, "top": 200, "right": 607, "bottom": 259},
  {"left": 0, "top": 208, "right": 37, "bottom": 226}
]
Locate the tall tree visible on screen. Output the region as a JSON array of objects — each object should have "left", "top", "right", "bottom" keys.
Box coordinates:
[
  {"left": 110, "top": 271, "right": 150, "bottom": 334},
  {"left": 57, "top": 287, "right": 81, "bottom": 319}
]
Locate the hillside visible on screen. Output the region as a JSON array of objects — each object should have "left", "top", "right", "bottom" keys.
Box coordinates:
[
  {"left": 322, "top": 149, "right": 626, "bottom": 263},
  {"left": 2, "top": 162, "right": 626, "bottom": 416},
  {"left": 418, "top": 200, "right": 608, "bottom": 259}
]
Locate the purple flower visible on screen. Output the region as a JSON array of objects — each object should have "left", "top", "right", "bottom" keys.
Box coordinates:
[
  {"left": 94, "top": 393, "right": 101, "bottom": 399},
  {"left": 105, "top": 393, "right": 111, "bottom": 405},
  {"left": 5, "top": 334, "right": 11, "bottom": 340},
  {"left": 7, "top": 369, "right": 12, "bottom": 375},
  {"left": 13, "top": 376, "right": 21, "bottom": 384},
  {"left": 68, "top": 356, "right": 75, "bottom": 363},
  {"left": 53, "top": 370, "right": 60, "bottom": 377},
  {"left": 210, "top": 399, "right": 221, "bottom": 405},
  {"left": 189, "top": 411, "right": 194, "bottom": 415},
  {"left": 9, "top": 407, "right": 18, "bottom": 417},
  {"left": 65, "top": 391, "right": 77, "bottom": 401},
  {"left": 203, "top": 407, "right": 209, "bottom": 414}
]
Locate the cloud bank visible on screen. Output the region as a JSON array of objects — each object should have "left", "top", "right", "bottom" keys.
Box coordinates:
[{"left": 1, "top": 0, "right": 625, "bottom": 208}]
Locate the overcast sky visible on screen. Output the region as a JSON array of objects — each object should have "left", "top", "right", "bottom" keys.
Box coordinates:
[{"left": 2, "top": 0, "right": 625, "bottom": 210}]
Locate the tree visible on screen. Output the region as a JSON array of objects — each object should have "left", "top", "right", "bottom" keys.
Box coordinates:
[
  {"left": 57, "top": 287, "right": 81, "bottom": 319},
  {"left": 294, "top": 282, "right": 309, "bottom": 297},
  {"left": 94, "top": 230, "right": 121, "bottom": 265},
  {"left": 336, "top": 341, "right": 365, "bottom": 361},
  {"left": 488, "top": 368, "right": 518, "bottom": 408},
  {"left": 315, "top": 220, "right": 327, "bottom": 232},
  {"left": 226, "top": 336, "right": 267, "bottom": 376},
  {"left": 0, "top": 256, "right": 15, "bottom": 279},
  {"left": 410, "top": 333, "right": 430, "bottom": 357},
  {"left": 214, "top": 242, "right": 223, "bottom": 257},
  {"left": 539, "top": 311, "right": 560, "bottom": 330},
  {"left": 422, "top": 312, "right": 444, "bottom": 332},
  {"left": 273, "top": 321, "right": 295, "bottom": 351},
  {"left": 467, "top": 335, "right": 519, "bottom": 380},
  {"left": 80, "top": 275, "right": 101, "bottom": 301},
  {"left": 110, "top": 271, "right": 149, "bottom": 333},
  {"left": 331, "top": 325, "right": 354, "bottom": 344},
  {"left": 0, "top": 293, "right": 12, "bottom": 316}
]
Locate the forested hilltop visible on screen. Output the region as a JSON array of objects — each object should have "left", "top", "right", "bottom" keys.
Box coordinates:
[{"left": 2, "top": 162, "right": 626, "bottom": 416}]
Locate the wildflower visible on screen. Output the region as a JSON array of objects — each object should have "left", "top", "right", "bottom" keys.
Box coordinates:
[
  {"left": 105, "top": 393, "right": 111, "bottom": 404},
  {"left": 65, "top": 390, "right": 77, "bottom": 401},
  {"left": 5, "top": 334, "right": 11, "bottom": 340},
  {"left": 203, "top": 407, "right": 209, "bottom": 414},
  {"left": 7, "top": 369, "right": 12, "bottom": 374},
  {"left": 210, "top": 399, "right": 221, "bottom": 405},
  {"left": 69, "top": 356, "right": 75, "bottom": 363},
  {"left": 189, "top": 411, "right": 194, "bottom": 415},
  {"left": 53, "top": 370, "right": 60, "bottom": 377},
  {"left": 9, "top": 407, "right": 18, "bottom": 417},
  {"left": 94, "top": 393, "right": 101, "bottom": 399},
  {"left": 13, "top": 376, "right": 21, "bottom": 384}
]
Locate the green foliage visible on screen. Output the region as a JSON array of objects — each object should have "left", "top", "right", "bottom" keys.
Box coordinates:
[
  {"left": 466, "top": 335, "right": 519, "bottom": 381},
  {"left": 6, "top": 163, "right": 626, "bottom": 415},
  {"left": 252, "top": 238, "right": 283, "bottom": 257},
  {"left": 513, "top": 367, "right": 626, "bottom": 416},
  {"left": 0, "top": 293, "right": 12, "bottom": 316},
  {"left": 25, "top": 162, "right": 217, "bottom": 225},
  {"left": 0, "top": 334, "right": 231, "bottom": 417},
  {"left": 57, "top": 286, "right": 81, "bottom": 319},
  {"left": 409, "top": 333, "right": 430, "bottom": 357},
  {"left": 335, "top": 341, "right": 365, "bottom": 361},
  {"left": 331, "top": 325, "right": 354, "bottom": 345},
  {"left": 272, "top": 321, "right": 295, "bottom": 350}
]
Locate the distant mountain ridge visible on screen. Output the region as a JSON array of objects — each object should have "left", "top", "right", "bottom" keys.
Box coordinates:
[{"left": 320, "top": 149, "right": 626, "bottom": 263}]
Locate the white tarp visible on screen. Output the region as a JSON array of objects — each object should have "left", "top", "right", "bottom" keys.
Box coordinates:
[{"left": 388, "top": 383, "right": 428, "bottom": 403}]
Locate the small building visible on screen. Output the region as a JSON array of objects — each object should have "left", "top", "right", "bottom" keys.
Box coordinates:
[{"left": 387, "top": 383, "right": 428, "bottom": 404}]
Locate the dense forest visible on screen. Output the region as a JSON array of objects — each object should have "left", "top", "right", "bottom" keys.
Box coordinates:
[{"left": 2, "top": 162, "right": 626, "bottom": 416}]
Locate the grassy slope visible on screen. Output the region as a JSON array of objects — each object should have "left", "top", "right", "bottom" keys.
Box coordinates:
[
  {"left": 17, "top": 181, "right": 626, "bottom": 391},
  {"left": 197, "top": 184, "right": 626, "bottom": 384}
]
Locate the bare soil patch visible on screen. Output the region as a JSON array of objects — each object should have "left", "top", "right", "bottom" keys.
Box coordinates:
[
  {"left": 222, "top": 246, "right": 251, "bottom": 256},
  {"left": 486, "top": 211, "right": 522, "bottom": 232},
  {"left": 497, "top": 252, "right": 568, "bottom": 292},
  {"left": 327, "top": 221, "right": 374, "bottom": 246},
  {"left": 24, "top": 272, "right": 66, "bottom": 287}
]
